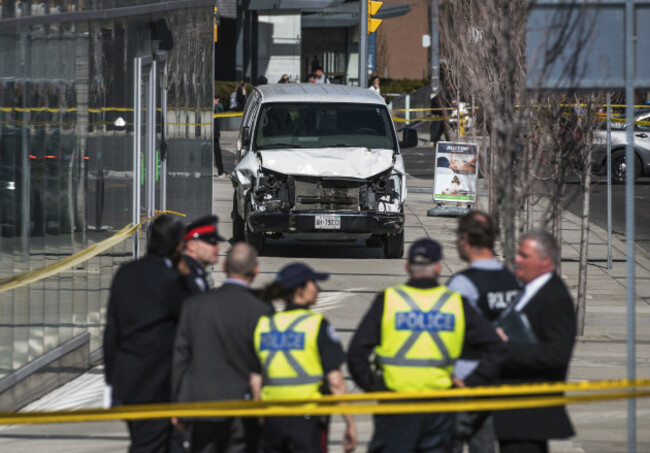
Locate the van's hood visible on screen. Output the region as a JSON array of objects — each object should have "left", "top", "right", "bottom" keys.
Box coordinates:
[{"left": 260, "top": 148, "right": 395, "bottom": 179}]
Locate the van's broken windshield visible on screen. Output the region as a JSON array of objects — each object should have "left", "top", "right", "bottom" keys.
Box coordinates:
[{"left": 254, "top": 103, "right": 396, "bottom": 151}]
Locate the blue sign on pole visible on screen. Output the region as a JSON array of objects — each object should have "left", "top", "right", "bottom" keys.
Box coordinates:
[
  {"left": 526, "top": 3, "right": 624, "bottom": 90},
  {"left": 368, "top": 33, "right": 376, "bottom": 73}
]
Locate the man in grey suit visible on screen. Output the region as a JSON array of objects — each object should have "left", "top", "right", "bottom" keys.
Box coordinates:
[{"left": 172, "top": 242, "right": 274, "bottom": 453}]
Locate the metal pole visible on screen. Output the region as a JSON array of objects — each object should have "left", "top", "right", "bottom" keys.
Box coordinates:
[
  {"left": 405, "top": 94, "right": 411, "bottom": 126},
  {"left": 430, "top": 0, "right": 439, "bottom": 95},
  {"left": 359, "top": 0, "right": 368, "bottom": 88},
  {"left": 624, "top": 0, "right": 636, "bottom": 451},
  {"left": 606, "top": 93, "right": 613, "bottom": 270},
  {"left": 133, "top": 58, "right": 142, "bottom": 258},
  {"left": 471, "top": 94, "right": 476, "bottom": 143},
  {"left": 20, "top": 33, "right": 31, "bottom": 262}
]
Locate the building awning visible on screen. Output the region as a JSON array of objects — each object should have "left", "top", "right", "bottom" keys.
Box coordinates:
[
  {"left": 302, "top": 1, "right": 411, "bottom": 28},
  {"left": 248, "top": 0, "right": 346, "bottom": 11}
]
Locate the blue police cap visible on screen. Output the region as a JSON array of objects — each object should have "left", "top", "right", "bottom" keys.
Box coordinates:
[
  {"left": 274, "top": 262, "right": 329, "bottom": 289},
  {"left": 408, "top": 238, "right": 442, "bottom": 265}
]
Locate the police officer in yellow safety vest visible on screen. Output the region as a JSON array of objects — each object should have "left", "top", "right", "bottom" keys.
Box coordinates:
[
  {"left": 251, "top": 262, "right": 357, "bottom": 453},
  {"left": 348, "top": 238, "right": 506, "bottom": 453}
]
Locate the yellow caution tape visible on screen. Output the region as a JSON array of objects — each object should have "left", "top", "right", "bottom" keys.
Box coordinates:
[
  {"left": 0, "top": 211, "right": 184, "bottom": 294},
  {"left": 214, "top": 112, "right": 244, "bottom": 118},
  {"left": 391, "top": 107, "right": 475, "bottom": 113},
  {"left": 2, "top": 379, "right": 649, "bottom": 425},
  {"left": 157, "top": 209, "right": 186, "bottom": 218},
  {"left": 392, "top": 115, "right": 461, "bottom": 123},
  {"left": 238, "top": 378, "right": 650, "bottom": 403}
]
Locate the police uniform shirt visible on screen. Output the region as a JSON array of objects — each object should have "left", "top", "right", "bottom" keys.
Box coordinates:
[
  {"left": 283, "top": 303, "right": 346, "bottom": 378},
  {"left": 447, "top": 259, "right": 520, "bottom": 380},
  {"left": 347, "top": 278, "right": 506, "bottom": 391},
  {"left": 447, "top": 258, "right": 521, "bottom": 321},
  {"left": 183, "top": 255, "right": 212, "bottom": 294}
]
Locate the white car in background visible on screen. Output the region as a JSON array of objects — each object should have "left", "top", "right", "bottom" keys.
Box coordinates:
[{"left": 592, "top": 108, "right": 650, "bottom": 183}]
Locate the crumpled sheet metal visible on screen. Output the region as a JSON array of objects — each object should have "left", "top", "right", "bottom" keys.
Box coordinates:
[
  {"left": 230, "top": 151, "right": 259, "bottom": 195},
  {"left": 259, "top": 148, "right": 395, "bottom": 179}
]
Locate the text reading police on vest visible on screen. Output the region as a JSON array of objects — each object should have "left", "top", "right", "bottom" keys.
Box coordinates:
[
  {"left": 261, "top": 332, "right": 305, "bottom": 351},
  {"left": 395, "top": 311, "right": 455, "bottom": 332}
]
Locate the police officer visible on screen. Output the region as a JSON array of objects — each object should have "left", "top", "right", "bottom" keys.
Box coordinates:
[
  {"left": 447, "top": 211, "right": 521, "bottom": 453},
  {"left": 251, "top": 262, "right": 357, "bottom": 453},
  {"left": 348, "top": 238, "right": 506, "bottom": 452},
  {"left": 179, "top": 215, "right": 225, "bottom": 294}
]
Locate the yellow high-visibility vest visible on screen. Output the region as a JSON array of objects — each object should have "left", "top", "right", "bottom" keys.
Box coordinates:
[
  {"left": 374, "top": 284, "right": 465, "bottom": 391},
  {"left": 254, "top": 308, "right": 324, "bottom": 400}
]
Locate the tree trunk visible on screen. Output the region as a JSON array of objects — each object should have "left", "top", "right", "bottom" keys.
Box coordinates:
[
  {"left": 576, "top": 146, "right": 593, "bottom": 336},
  {"left": 551, "top": 148, "right": 565, "bottom": 274},
  {"left": 489, "top": 132, "right": 497, "bottom": 219}
]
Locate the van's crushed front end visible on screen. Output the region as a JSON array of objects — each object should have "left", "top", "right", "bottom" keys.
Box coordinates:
[{"left": 231, "top": 90, "right": 416, "bottom": 258}]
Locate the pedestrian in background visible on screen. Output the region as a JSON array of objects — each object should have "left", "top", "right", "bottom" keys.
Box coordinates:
[
  {"left": 252, "top": 262, "right": 357, "bottom": 453},
  {"left": 447, "top": 211, "right": 521, "bottom": 453},
  {"left": 178, "top": 215, "right": 224, "bottom": 295},
  {"left": 104, "top": 214, "right": 187, "bottom": 453},
  {"left": 172, "top": 242, "right": 272, "bottom": 453},
  {"left": 278, "top": 74, "right": 290, "bottom": 83},
  {"left": 307, "top": 73, "right": 317, "bottom": 83},
  {"left": 348, "top": 238, "right": 506, "bottom": 453},
  {"left": 213, "top": 94, "right": 225, "bottom": 177},
  {"left": 494, "top": 230, "right": 576, "bottom": 453},
  {"left": 313, "top": 66, "right": 330, "bottom": 84},
  {"left": 257, "top": 75, "right": 268, "bottom": 85},
  {"left": 235, "top": 81, "right": 247, "bottom": 111},
  {"left": 369, "top": 76, "right": 381, "bottom": 95}
]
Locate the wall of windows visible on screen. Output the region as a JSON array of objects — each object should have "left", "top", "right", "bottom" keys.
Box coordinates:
[{"left": 0, "top": 1, "right": 213, "bottom": 408}]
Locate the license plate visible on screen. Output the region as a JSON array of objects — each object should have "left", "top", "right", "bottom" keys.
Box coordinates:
[{"left": 315, "top": 215, "right": 341, "bottom": 229}]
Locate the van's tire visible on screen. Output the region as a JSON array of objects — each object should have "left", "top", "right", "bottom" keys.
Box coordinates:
[
  {"left": 244, "top": 202, "right": 265, "bottom": 255},
  {"left": 232, "top": 194, "right": 245, "bottom": 242},
  {"left": 384, "top": 231, "right": 404, "bottom": 259}
]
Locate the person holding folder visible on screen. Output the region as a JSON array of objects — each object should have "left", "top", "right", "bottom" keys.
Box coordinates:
[{"left": 494, "top": 230, "right": 577, "bottom": 453}]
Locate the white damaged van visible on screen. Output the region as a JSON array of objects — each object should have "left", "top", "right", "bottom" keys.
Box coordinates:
[{"left": 230, "top": 84, "right": 418, "bottom": 258}]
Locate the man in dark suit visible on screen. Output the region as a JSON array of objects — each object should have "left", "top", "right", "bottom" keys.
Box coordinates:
[
  {"left": 494, "top": 230, "right": 577, "bottom": 453},
  {"left": 172, "top": 242, "right": 274, "bottom": 453},
  {"left": 103, "top": 214, "right": 187, "bottom": 453}
]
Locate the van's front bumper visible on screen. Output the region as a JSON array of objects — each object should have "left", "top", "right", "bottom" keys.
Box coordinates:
[{"left": 247, "top": 210, "right": 404, "bottom": 234}]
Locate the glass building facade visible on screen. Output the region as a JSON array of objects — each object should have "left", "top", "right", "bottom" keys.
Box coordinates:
[{"left": 0, "top": 0, "right": 214, "bottom": 405}]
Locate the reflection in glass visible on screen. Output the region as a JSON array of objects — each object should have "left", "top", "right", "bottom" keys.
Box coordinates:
[{"left": 0, "top": 7, "right": 213, "bottom": 382}]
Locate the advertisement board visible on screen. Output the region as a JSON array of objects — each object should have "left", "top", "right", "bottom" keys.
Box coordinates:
[{"left": 433, "top": 141, "right": 478, "bottom": 203}]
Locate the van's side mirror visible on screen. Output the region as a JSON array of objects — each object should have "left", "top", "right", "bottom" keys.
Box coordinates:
[
  {"left": 399, "top": 128, "right": 418, "bottom": 149},
  {"left": 241, "top": 126, "right": 251, "bottom": 146}
]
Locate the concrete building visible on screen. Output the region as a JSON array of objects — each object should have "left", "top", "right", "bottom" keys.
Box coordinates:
[{"left": 215, "top": 0, "right": 417, "bottom": 86}]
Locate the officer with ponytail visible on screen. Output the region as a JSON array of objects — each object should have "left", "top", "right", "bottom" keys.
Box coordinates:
[{"left": 251, "top": 262, "right": 357, "bottom": 453}]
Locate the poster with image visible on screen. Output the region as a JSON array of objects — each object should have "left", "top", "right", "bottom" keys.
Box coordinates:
[{"left": 433, "top": 141, "right": 479, "bottom": 203}]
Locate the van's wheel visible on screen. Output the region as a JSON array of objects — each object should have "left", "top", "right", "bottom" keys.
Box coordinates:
[
  {"left": 384, "top": 231, "right": 404, "bottom": 259},
  {"left": 232, "top": 194, "right": 245, "bottom": 242},
  {"left": 244, "top": 202, "right": 265, "bottom": 255}
]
